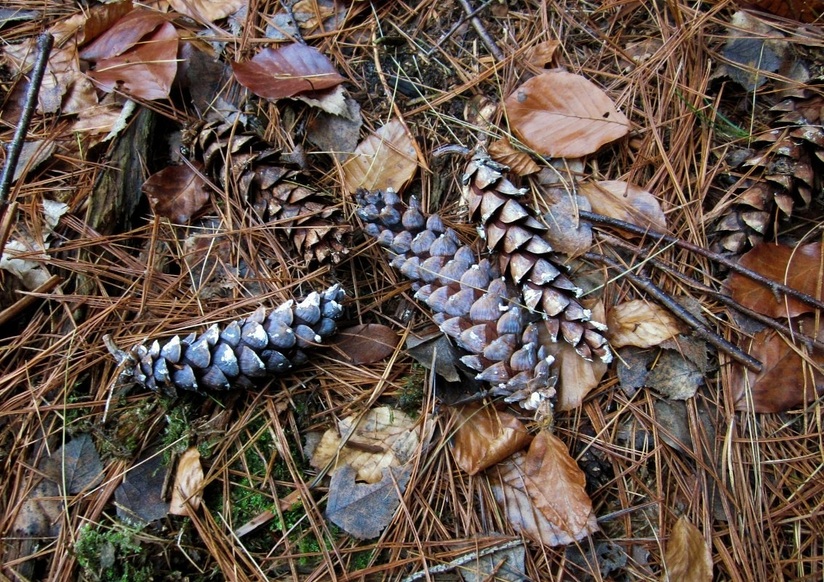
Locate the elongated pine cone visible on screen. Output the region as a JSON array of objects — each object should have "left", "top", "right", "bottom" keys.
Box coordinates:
[
  {"left": 186, "top": 119, "right": 349, "bottom": 263},
  {"left": 117, "top": 285, "right": 345, "bottom": 396},
  {"left": 462, "top": 151, "right": 611, "bottom": 363},
  {"left": 356, "top": 189, "right": 557, "bottom": 409}
]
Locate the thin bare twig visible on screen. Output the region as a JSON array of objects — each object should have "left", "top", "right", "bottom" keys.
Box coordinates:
[
  {"left": 426, "top": 0, "right": 495, "bottom": 57},
  {"left": 455, "top": 0, "right": 504, "bottom": 61},
  {"left": 583, "top": 251, "right": 763, "bottom": 372}
]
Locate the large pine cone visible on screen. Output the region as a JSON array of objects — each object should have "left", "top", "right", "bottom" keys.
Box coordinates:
[
  {"left": 712, "top": 94, "right": 824, "bottom": 253},
  {"left": 120, "top": 285, "right": 345, "bottom": 396},
  {"left": 356, "top": 189, "right": 557, "bottom": 409},
  {"left": 186, "top": 119, "right": 349, "bottom": 264},
  {"left": 462, "top": 151, "right": 611, "bottom": 363}
]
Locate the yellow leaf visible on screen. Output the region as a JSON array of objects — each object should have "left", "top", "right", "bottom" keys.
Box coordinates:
[
  {"left": 662, "top": 516, "right": 713, "bottom": 582},
  {"left": 169, "top": 448, "right": 204, "bottom": 516},
  {"left": 342, "top": 120, "right": 418, "bottom": 194}
]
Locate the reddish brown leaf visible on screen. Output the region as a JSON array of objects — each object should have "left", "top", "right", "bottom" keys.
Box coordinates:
[
  {"left": 170, "top": 448, "right": 204, "bottom": 516},
  {"left": 504, "top": 71, "right": 630, "bottom": 158},
  {"left": 489, "top": 431, "right": 598, "bottom": 546},
  {"left": 342, "top": 120, "right": 418, "bottom": 194},
  {"left": 80, "top": 9, "right": 172, "bottom": 61},
  {"left": 730, "top": 317, "right": 824, "bottom": 412},
  {"left": 331, "top": 324, "right": 400, "bottom": 365},
  {"left": 231, "top": 44, "right": 345, "bottom": 100},
  {"left": 727, "top": 242, "right": 823, "bottom": 319},
  {"left": 450, "top": 404, "right": 533, "bottom": 475},
  {"left": 579, "top": 180, "right": 667, "bottom": 233},
  {"left": 662, "top": 516, "right": 713, "bottom": 582},
  {"left": 142, "top": 163, "right": 209, "bottom": 224},
  {"left": 487, "top": 139, "right": 540, "bottom": 176},
  {"left": 78, "top": 1, "right": 136, "bottom": 49},
  {"left": 88, "top": 22, "right": 179, "bottom": 100}
]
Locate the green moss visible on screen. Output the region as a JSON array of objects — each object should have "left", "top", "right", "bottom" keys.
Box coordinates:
[{"left": 74, "top": 523, "right": 153, "bottom": 582}]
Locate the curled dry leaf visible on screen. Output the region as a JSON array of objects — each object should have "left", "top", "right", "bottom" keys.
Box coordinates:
[
  {"left": 330, "top": 324, "right": 400, "bottom": 365},
  {"left": 727, "top": 242, "right": 823, "bottom": 319},
  {"left": 142, "top": 163, "right": 210, "bottom": 224},
  {"left": 487, "top": 139, "right": 540, "bottom": 176},
  {"left": 342, "top": 120, "right": 418, "bottom": 194},
  {"left": 526, "top": 40, "right": 561, "bottom": 70},
  {"left": 168, "top": 0, "right": 246, "bottom": 22},
  {"left": 729, "top": 317, "right": 824, "bottom": 412},
  {"left": 450, "top": 404, "right": 532, "bottom": 476},
  {"left": 80, "top": 9, "right": 172, "bottom": 61},
  {"left": 489, "top": 431, "right": 598, "bottom": 546},
  {"left": 579, "top": 180, "right": 667, "bottom": 233},
  {"left": 231, "top": 44, "right": 345, "bottom": 100},
  {"left": 608, "top": 300, "right": 683, "bottom": 348},
  {"left": 310, "top": 407, "right": 419, "bottom": 484},
  {"left": 662, "top": 516, "right": 712, "bottom": 582},
  {"left": 87, "top": 21, "right": 179, "bottom": 100},
  {"left": 539, "top": 186, "right": 593, "bottom": 257},
  {"left": 169, "top": 448, "right": 204, "bottom": 516},
  {"left": 504, "top": 71, "right": 630, "bottom": 158}
]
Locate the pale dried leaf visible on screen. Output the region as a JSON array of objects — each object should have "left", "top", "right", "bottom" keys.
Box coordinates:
[
  {"left": 169, "top": 448, "right": 204, "bottom": 516},
  {"left": 487, "top": 139, "right": 540, "bottom": 176},
  {"left": 451, "top": 404, "right": 532, "bottom": 475},
  {"left": 490, "top": 431, "right": 598, "bottom": 546},
  {"left": 540, "top": 186, "right": 593, "bottom": 257},
  {"left": 342, "top": 120, "right": 418, "bottom": 194},
  {"left": 608, "top": 300, "right": 683, "bottom": 348},
  {"left": 504, "top": 71, "right": 630, "bottom": 158},
  {"left": 662, "top": 516, "right": 712, "bottom": 582},
  {"left": 646, "top": 349, "right": 703, "bottom": 400},
  {"left": 526, "top": 40, "right": 561, "bottom": 69},
  {"left": 579, "top": 180, "right": 667, "bottom": 232},
  {"left": 168, "top": 0, "right": 246, "bottom": 22},
  {"left": 310, "top": 407, "right": 419, "bottom": 484}
]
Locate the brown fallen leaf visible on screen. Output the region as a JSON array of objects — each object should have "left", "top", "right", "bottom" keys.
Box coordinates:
[
  {"left": 487, "top": 139, "right": 540, "bottom": 176},
  {"left": 504, "top": 71, "right": 630, "bottom": 158},
  {"left": 330, "top": 324, "right": 400, "bottom": 365},
  {"left": 727, "top": 242, "right": 823, "bottom": 319},
  {"left": 342, "top": 120, "right": 418, "bottom": 194},
  {"left": 489, "top": 431, "right": 598, "bottom": 546},
  {"left": 539, "top": 186, "right": 593, "bottom": 257},
  {"left": 729, "top": 317, "right": 824, "bottom": 412},
  {"left": 526, "top": 40, "right": 561, "bottom": 70},
  {"left": 40, "top": 434, "right": 104, "bottom": 494},
  {"left": 115, "top": 451, "right": 169, "bottom": 524},
  {"left": 231, "top": 44, "right": 345, "bottom": 101},
  {"left": 547, "top": 337, "right": 609, "bottom": 411},
  {"left": 450, "top": 404, "right": 533, "bottom": 476},
  {"left": 608, "top": 300, "right": 683, "bottom": 348},
  {"left": 662, "top": 516, "right": 712, "bottom": 582},
  {"left": 170, "top": 448, "right": 204, "bottom": 516},
  {"left": 142, "top": 163, "right": 210, "bottom": 224},
  {"left": 80, "top": 9, "right": 172, "bottom": 61},
  {"left": 579, "top": 180, "right": 667, "bottom": 233},
  {"left": 168, "top": 0, "right": 246, "bottom": 22}
]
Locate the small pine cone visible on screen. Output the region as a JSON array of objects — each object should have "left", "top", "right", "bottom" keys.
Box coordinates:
[
  {"left": 356, "top": 188, "right": 556, "bottom": 408},
  {"left": 187, "top": 120, "right": 349, "bottom": 264},
  {"left": 120, "top": 285, "right": 345, "bottom": 396},
  {"left": 462, "top": 150, "right": 611, "bottom": 363}
]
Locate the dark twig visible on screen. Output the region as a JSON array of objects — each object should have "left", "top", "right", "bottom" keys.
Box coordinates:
[
  {"left": 455, "top": 0, "right": 505, "bottom": 61},
  {"left": 579, "top": 209, "right": 824, "bottom": 315},
  {"left": 583, "top": 251, "right": 763, "bottom": 372},
  {"left": 426, "top": 0, "right": 495, "bottom": 57},
  {"left": 0, "top": 33, "right": 53, "bottom": 204}
]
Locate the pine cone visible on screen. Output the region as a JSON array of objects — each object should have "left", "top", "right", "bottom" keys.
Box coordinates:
[
  {"left": 712, "top": 94, "right": 824, "bottom": 254},
  {"left": 187, "top": 120, "right": 349, "bottom": 264},
  {"left": 356, "top": 189, "right": 557, "bottom": 409},
  {"left": 462, "top": 150, "right": 611, "bottom": 363},
  {"left": 115, "top": 285, "right": 345, "bottom": 396}
]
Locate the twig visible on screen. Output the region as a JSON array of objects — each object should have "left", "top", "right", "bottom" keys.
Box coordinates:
[
  {"left": 583, "top": 251, "right": 763, "bottom": 372},
  {"left": 0, "top": 274, "right": 61, "bottom": 328},
  {"left": 455, "top": 0, "right": 505, "bottom": 61},
  {"left": 0, "top": 33, "right": 53, "bottom": 204},
  {"left": 579, "top": 209, "right": 824, "bottom": 315},
  {"left": 425, "top": 0, "right": 495, "bottom": 57},
  {"left": 401, "top": 538, "right": 525, "bottom": 582}
]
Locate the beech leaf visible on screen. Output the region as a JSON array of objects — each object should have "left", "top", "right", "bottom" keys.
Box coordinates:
[
  {"left": 579, "top": 180, "right": 667, "bottom": 232},
  {"left": 504, "top": 71, "right": 630, "bottom": 158},
  {"left": 608, "top": 300, "right": 682, "bottom": 348},
  {"left": 80, "top": 9, "right": 173, "bottom": 61},
  {"left": 487, "top": 139, "right": 540, "bottom": 176},
  {"left": 142, "top": 163, "right": 210, "bottom": 224},
  {"left": 169, "top": 448, "right": 204, "bottom": 516},
  {"left": 489, "top": 431, "right": 598, "bottom": 546},
  {"left": 662, "top": 516, "right": 712, "bottom": 582},
  {"left": 342, "top": 120, "right": 418, "bottom": 194},
  {"left": 115, "top": 452, "right": 169, "bottom": 524},
  {"left": 727, "top": 242, "right": 823, "bottom": 319},
  {"left": 450, "top": 404, "right": 533, "bottom": 475},
  {"left": 40, "top": 434, "right": 104, "bottom": 494},
  {"left": 168, "top": 0, "right": 246, "bottom": 22},
  {"left": 330, "top": 324, "right": 399, "bottom": 365},
  {"left": 231, "top": 44, "right": 345, "bottom": 100}
]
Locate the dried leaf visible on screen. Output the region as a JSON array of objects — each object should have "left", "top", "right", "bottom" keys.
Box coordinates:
[
  {"left": 342, "top": 120, "right": 418, "bottom": 194},
  {"left": 143, "top": 163, "right": 210, "bottom": 224},
  {"left": 487, "top": 139, "right": 540, "bottom": 176},
  {"left": 608, "top": 300, "right": 682, "bottom": 348},
  {"left": 40, "top": 434, "right": 104, "bottom": 494},
  {"left": 459, "top": 542, "right": 527, "bottom": 582},
  {"left": 264, "top": 0, "right": 346, "bottom": 40},
  {"left": 88, "top": 21, "right": 179, "bottom": 100},
  {"left": 504, "top": 71, "right": 630, "bottom": 158},
  {"left": 232, "top": 44, "right": 345, "bottom": 100},
  {"left": 489, "top": 431, "right": 598, "bottom": 546},
  {"left": 310, "top": 407, "right": 419, "bottom": 484},
  {"left": 450, "top": 404, "right": 533, "bottom": 475},
  {"left": 721, "top": 12, "right": 785, "bottom": 92},
  {"left": 326, "top": 465, "right": 411, "bottom": 539},
  {"left": 744, "top": 0, "right": 824, "bottom": 24},
  {"left": 540, "top": 186, "right": 593, "bottom": 257},
  {"left": 80, "top": 9, "right": 172, "bottom": 61},
  {"left": 306, "top": 94, "right": 363, "bottom": 160},
  {"left": 727, "top": 242, "right": 823, "bottom": 319},
  {"left": 662, "top": 516, "right": 712, "bottom": 582},
  {"left": 730, "top": 317, "right": 824, "bottom": 412},
  {"left": 579, "top": 180, "right": 667, "bottom": 232},
  {"left": 406, "top": 332, "right": 463, "bottom": 383},
  {"left": 646, "top": 349, "right": 703, "bottom": 400},
  {"left": 115, "top": 452, "right": 169, "bottom": 524},
  {"left": 168, "top": 0, "right": 246, "bottom": 22},
  {"left": 10, "top": 140, "right": 56, "bottom": 183},
  {"left": 169, "top": 448, "right": 204, "bottom": 516},
  {"left": 526, "top": 40, "right": 561, "bottom": 70},
  {"left": 547, "top": 339, "right": 609, "bottom": 411},
  {"left": 331, "top": 324, "right": 400, "bottom": 365}
]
